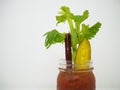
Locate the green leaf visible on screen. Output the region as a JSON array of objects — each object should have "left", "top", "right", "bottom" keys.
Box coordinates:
[
  {"left": 81, "top": 22, "right": 102, "bottom": 39},
  {"left": 56, "top": 6, "right": 74, "bottom": 26},
  {"left": 73, "top": 10, "right": 89, "bottom": 45},
  {"left": 56, "top": 15, "right": 66, "bottom": 25},
  {"left": 74, "top": 10, "right": 89, "bottom": 24},
  {"left": 56, "top": 6, "right": 70, "bottom": 25},
  {"left": 44, "top": 29, "right": 65, "bottom": 48},
  {"left": 60, "top": 6, "right": 70, "bottom": 14}
]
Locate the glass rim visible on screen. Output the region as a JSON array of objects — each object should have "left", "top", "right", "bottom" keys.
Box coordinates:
[{"left": 58, "top": 59, "right": 93, "bottom": 71}]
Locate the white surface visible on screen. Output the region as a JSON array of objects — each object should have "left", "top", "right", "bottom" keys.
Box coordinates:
[
  {"left": 0, "top": 88, "right": 120, "bottom": 90},
  {"left": 0, "top": 0, "right": 120, "bottom": 89}
]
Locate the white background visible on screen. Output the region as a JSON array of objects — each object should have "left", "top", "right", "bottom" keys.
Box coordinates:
[{"left": 0, "top": 0, "right": 120, "bottom": 89}]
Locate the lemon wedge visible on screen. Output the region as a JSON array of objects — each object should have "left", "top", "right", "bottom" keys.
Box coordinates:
[{"left": 75, "top": 38, "right": 91, "bottom": 69}]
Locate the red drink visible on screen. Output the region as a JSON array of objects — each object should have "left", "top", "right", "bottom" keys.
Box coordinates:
[{"left": 57, "top": 62, "right": 95, "bottom": 90}]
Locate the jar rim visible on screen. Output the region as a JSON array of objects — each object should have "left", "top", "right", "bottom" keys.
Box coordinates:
[
  {"left": 58, "top": 59, "right": 93, "bottom": 71},
  {"left": 59, "top": 67, "right": 94, "bottom": 72}
]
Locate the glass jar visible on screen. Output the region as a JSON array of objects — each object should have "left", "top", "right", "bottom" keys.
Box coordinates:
[{"left": 57, "top": 61, "right": 95, "bottom": 90}]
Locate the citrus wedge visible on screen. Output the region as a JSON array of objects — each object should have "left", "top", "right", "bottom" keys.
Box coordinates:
[{"left": 75, "top": 38, "right": 91, "bottom": 69}]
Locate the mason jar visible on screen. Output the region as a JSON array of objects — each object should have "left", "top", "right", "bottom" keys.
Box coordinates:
[{"left": 57, "top": 60, "right": 95, "bottom": 90}]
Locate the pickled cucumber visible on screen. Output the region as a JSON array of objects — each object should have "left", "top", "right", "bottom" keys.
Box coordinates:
[{"left": 75, "top": 38, "right": 91, "bottom": 69}]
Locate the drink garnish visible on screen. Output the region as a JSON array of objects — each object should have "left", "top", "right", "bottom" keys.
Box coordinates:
[{"left": 44, "top": 6, "right": 102, "bottom": 69}]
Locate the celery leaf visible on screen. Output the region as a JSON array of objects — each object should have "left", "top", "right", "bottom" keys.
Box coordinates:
[
  {"left": 81, "top": 22, "right": 102, "bottom": 39},
  {"left": 44, "top": 29, "right": 65, "bottom": 48}
]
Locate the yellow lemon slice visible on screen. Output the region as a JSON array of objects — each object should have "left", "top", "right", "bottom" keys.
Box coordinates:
[{"left": 75, "top": 38, "right": 91, "bottom": 69}]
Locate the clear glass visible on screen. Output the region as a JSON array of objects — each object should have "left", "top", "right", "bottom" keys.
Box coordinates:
[{"left": 57, "top": 60, "right": 95, "bottom": 90}]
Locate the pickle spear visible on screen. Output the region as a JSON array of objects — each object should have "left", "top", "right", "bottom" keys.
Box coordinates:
[{"left": 75, "top": 38, "right": 91, "bottom": 69}]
